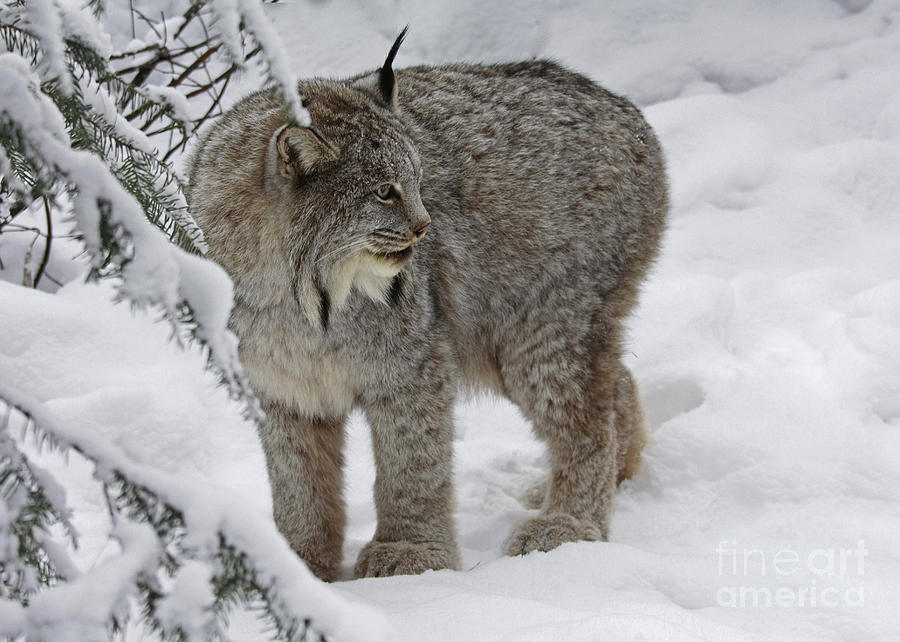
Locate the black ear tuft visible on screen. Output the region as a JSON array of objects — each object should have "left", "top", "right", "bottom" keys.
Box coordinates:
[{"left": 378, "top": 26, "right": 408, "bottom": 105}]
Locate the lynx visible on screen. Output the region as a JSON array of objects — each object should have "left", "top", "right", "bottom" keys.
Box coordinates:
[{"left": 187, "top": 30, "right": 668, "bottom": 581}]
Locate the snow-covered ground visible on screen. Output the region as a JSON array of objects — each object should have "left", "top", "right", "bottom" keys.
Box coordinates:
[{"left": 4, "top": 0, "right": 900, "bottom": 640}]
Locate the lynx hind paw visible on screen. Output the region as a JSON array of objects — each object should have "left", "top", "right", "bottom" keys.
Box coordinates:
[
  {"left": 354, "top": 540, "right": 460, "bottom": 578},
  {"left": 504, "top": 513, "right": 605, "bottom": 557}
]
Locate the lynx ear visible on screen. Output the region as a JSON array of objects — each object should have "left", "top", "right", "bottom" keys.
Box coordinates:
[
  {"left": 274, "top": 125, "right": 338, "bottom": 179},
  {"left": 352, "top": 26, "right": 408, "bottom": 111},
  {"left": 378, "top": 26, "right": 408, "bottom": 107}
]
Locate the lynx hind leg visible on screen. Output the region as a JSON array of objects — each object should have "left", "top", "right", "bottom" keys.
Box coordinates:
[
  {"left": 615, "top": 366, "right": 648, "bottom": 484},
  {"left": 520, "top": 475, "right": 549, "bottom": 510},
  {"left": 502, "top": 334, "right": 621, "bottom": 557},
  {"left": 517, "top": 369, "right": 644, "bottom": 513}
]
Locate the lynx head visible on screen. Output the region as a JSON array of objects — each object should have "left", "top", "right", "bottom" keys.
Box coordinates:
[
  {"left": 192, "top": 28, "right": 429, "bottom": 331},
  {"left": 263, "top": 28, "right": 430, "bottom": 330}
]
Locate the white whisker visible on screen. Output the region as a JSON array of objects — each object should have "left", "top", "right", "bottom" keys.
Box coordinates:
[{"left": 316, "top": 238, "right": 371, "bottom": 265}]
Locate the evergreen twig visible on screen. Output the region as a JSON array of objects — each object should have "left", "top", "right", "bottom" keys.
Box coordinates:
[
  {"left": 33, "top": 195, "right": 52, "bottom": 288},
  {"left": 0, "top": 1, "right": 340, "bottom": 638},
  {"left": 0, "top": 395, "right": 333, "bottom": 641}
]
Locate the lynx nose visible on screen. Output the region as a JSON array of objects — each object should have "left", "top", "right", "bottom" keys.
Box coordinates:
[{"left": 412, "top": 217, "right": 431, "bottom": 241}]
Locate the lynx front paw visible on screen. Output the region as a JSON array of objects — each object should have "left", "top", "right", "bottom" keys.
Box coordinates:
[
  {"left": 354, "top": 540, "right": 459, "bottom": 578},
  {"left": 504, "top": 513, "right": 604, "bottom": 557},
  {"left": 301, "top": 555, "right": 341, "bottom": 583}
]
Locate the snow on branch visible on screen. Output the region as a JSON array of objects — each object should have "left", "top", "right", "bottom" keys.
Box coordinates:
[
  {"left": 0, "top": 56, "right": 250, "bottom": 408},
  {"left": 20, "top": 0, "right": 71, "bottom": 94},
  {"left": 4, "top": 521, "right": 162, "bottom": 642},
  {"left": 74, "top": 73, "right": 209, "bottom": 253},
  {"left": 140, "top": 84, "right": 194, "bottom": 136},
  {"left": 1, "top": 7, "right": 209, "bottom": 257},
  {"left": 208, "top": 0, "right": 310, "bottom": 127},
  {"left": 0, "top": 386, "right": 394, "bottom": 642},
  {"left": 0, "top": 3, "right": 371, "bottom": 639}
]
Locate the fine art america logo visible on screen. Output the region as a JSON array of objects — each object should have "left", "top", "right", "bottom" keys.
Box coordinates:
[{"left": 716, "top": 540, "right": 867, "bottom": 609}]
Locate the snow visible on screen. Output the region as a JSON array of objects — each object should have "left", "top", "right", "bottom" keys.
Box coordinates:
[
  {"left": 0, "top": 280, "right": 393, "bottom": 641},
  {"left": 154, "top": 561, "right": 216, "bottom": 639},
  {"left": 78, "top": 75, "right": 157, "bottom": 156},
  {"left": 4, "top": 0, "right": 900, "bottom": 640},
  {"left": 0, "top": 52, "right": 235, "bottom": 393},
  {"left": 22, "top": 520, "right": 161, "bottom": 642},
  {"left": 208, "top": 0, "right": 310, "bottom": 127},
  {"left": 56, "top": 0, "right": 112, "bottom": 60},
  {"left": 22, "top": 0, "right": 72, "bottom": 94},
  {"left": 141, "top": 84, "right": 196, "bottom": 136}
]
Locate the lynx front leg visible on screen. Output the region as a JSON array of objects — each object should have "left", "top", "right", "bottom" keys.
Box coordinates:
[
  {"left": 356, "top": 368, "right": 460, "bottom": 578},
  {"left": 258, "top": 400, "right": 346, "bottom": 582}
]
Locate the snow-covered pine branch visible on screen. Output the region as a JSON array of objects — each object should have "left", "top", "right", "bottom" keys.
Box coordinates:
[
  {"left": 208, "top": 0, "right": 310, "bottom": 127},
  {"left": 0, "top": 7, "right": 207, "bottom": 257},
  {"left": 0, "top": 386, "right": 392, "bottom": 642},
  {"left": 1, "top": 0, "right": 315, "bottom": 408},
  {"left": 0, "top": 1, "right": 369, "bottom": 640},
  {"left": 0, "top": 53, "right": 249, "bottom": 409},
  {"left": 2, "top": 0, "right": 312, "bottom": 280}
]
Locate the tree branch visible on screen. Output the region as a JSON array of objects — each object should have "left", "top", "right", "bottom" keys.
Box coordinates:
[{"left": 33, "top": 196, "right": 52, "bottom": 288}]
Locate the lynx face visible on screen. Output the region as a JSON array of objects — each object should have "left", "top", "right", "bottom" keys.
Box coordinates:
[{"left": 268, "top": 89, "right": 431, "bottom": 327}]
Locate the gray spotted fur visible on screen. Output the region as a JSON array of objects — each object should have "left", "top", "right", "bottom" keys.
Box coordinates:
[{"left": 187, "top": 48, "right": 668, "bottom": 581}]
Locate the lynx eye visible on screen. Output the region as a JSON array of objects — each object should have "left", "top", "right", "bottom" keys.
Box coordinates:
[{"left": 374, "top": 183, "right": 399, "bottom": 202}]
